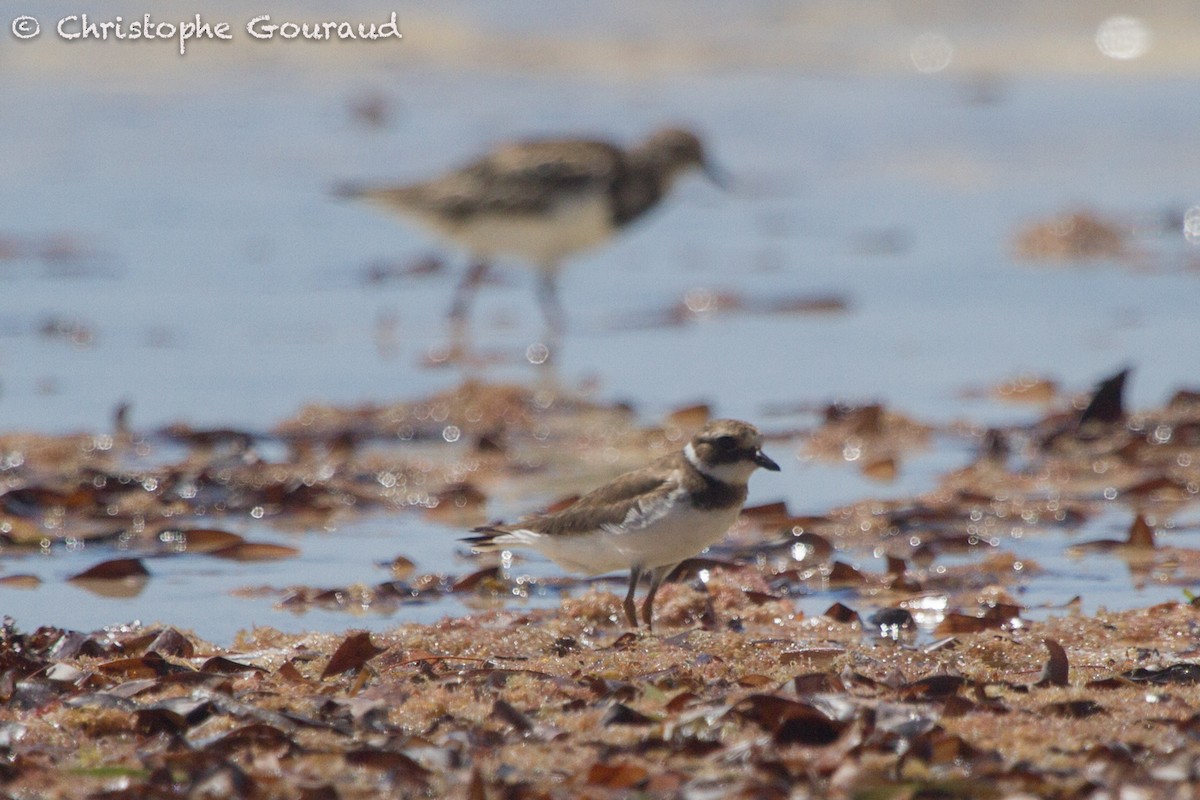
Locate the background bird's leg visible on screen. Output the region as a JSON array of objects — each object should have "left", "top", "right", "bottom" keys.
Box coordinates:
[
  {"left": 640, "top": 565, "right": 673, "bottom": 630},
  {"left": 535, "top": 266, "right": 566, "bottom": 334},
  {"left": 449, "top": 260, "right": 490, "bottom": 322},
  {"left": 623, "top": 565, "right": 643, "bottom": 629}
]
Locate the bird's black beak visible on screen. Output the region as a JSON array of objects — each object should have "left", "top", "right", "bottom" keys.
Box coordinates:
[
  {"left": 331, "top": 181, "right": 372, "bottom": 202},
  {"left": 754, "top": 450, "right": 781, "bottom": 471},
  {"left": 702, "top": 159, "right": 729, "bottom": 190}
]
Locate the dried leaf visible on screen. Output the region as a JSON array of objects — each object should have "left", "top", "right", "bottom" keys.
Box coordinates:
[
  {"left": 44, "top": 663, "right": 87, "bottom": 684},
  {"left": 207, "top": 723, "right": 293, "bottom": 754},
  {"left": 586, "top": 762, "right": 648, "bottom": 789},
  {"left": 1123, "top": 663, "right": 1200, "bottom": 685},
  {"left": 934, "top": 603, "right": 1020, "bottom": 635},
  {"left": 1126, "top": 514, "right": 1155, "bottom": 549},
  {"left": 98, "top": 652, "right": 189, "bottom": 679},
  {"left": 0, "top": 574, "right": 41, "bottom": 589},
  {"left": 171, "top": 528, "right": 245, "bottom": 553},
  {"left": 390, "top": 555, "right": 415, "bottom": 580},
  {"left": 736, "top": 674, "right": 775, "bottom": 688},
  {"left": 69, "top": 558, "right": 151, "bottom": 598},
  {"left": 148, "top": 628, "right": 195, "bottom": 658},
  {"left": 321, "top": 632, "right": 384, "bottom": 679},
  {"left": 742, "top": 590, "right": 782, "bottom": 606},
  {"left": 208, "top": 542, "right": 300, "bottom": 561},
  {"left": 602, "top": 702, "right": 655, "bottom": 726},
  {"left": 1038, "top": 640, "right": 1070, "bottom": 687},
  {"left": 491, "top": 699, "right": 534, "bottom": 734},
  {"left": 737, "top": 694, "right": 846, "bottom": 745},
  {"left": 0, "top": 516, "right": 52, "bottom": 546},
  {"left": 912, "top": 729, "right": 989, "bottom": 767},
  {"left": 665, "top": 692, "right": 699, "bottom": 713},
  {"left": 861, "top": 456, "right": 897, "bottom": 482},
  {"left": 276, "top": 660, "right": 311, "bottom": 685},
  {"left": 1, "top": 485, "right": 97, "bottom": 514},
  {"left": 1077, "top": 367, "right": 1130, "bottom": 427},
  {"left": 135, "top": 698, "right": 216, "bottom": 734},
  {"left": 826, "top": 561, "right": 865, "bottom": 585},
  {"left": 793, "top": 673, "right": 846, "bottom": 696},
  {"left": 1042, "top": 699, "right": 1105, "bottom": 718},
  {"left": 451, "top": 566, "right": 503, "bottom": 593},
  {"left": 900, "top": 674, "right": 966, "bottom": 700},
  {"left": 823, "top": 602, "right": 860, "bottom": 624},
  {"left": 936, "top": 613, "right": 998, "bottom": 634},
  {"left": 201, "top": 656, "right": 266, "bottom": 675},
  {"left": 70, "top": 558, "right": 149, "bottom": 581}
]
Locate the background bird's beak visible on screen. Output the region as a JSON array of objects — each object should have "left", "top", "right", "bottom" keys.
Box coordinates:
[
  {"left": 702, "top": 159, "right": 729, "bottom": 190},
  {"left": 754, "top": 450, "right": 781, "bottom": 471},
  {"left": 330, "top": 181, "right": 367, "bottom": 201}
]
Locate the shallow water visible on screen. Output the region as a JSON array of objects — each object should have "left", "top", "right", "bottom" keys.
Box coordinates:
[{"left": 2, "top": 3, "right": 1200, "bottom": 642}]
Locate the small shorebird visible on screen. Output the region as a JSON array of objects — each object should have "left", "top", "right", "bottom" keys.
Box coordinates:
[
  {"left": 465, "top": 419, "right": 780, "bottom": 629},
  {"left": 337, "top": 127, "right": 720, "bottom": 331}
]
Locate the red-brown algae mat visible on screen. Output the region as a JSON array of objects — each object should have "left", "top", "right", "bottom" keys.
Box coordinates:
[
  {"left": 3, "top": 373, "right": 1200, "bottom": 796},
  {"left": 4, "top": 602, "right": 1200, "bottom": 797}
]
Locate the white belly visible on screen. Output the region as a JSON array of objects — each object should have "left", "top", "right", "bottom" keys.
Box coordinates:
[
  {"left": 513, "top": 503, "right": 742, "bottom": 576},
  {"left": 415, "top": 193, "right": 614, "bottom": 269}
]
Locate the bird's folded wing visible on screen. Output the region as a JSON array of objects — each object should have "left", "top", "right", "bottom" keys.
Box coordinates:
[
  {"left": 531, "top": 467, "right": 682, "bottom": 537},
  {"left": 413, "top": 140, "right": 624, "bottom": 217}
]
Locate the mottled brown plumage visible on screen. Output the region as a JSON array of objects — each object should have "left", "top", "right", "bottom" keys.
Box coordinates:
[{"left": 338, "top": 128, "right": 718, "bottom": 330}]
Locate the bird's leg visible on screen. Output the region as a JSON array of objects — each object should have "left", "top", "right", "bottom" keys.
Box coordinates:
[
  {"left": 535, "top": 267, "right": 566, "bottom": 334},
  {"left": 623, "top": 565, "right": 643, "bottom": 629},
  {"left": 449, "top": 260, "right": 490, "bottom": 322},
  {"left": 640, "top": 565, "right": 673, "bottom": 631}
]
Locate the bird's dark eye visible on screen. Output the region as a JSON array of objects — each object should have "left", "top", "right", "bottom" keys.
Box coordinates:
[{"left": 714, "top": 435, "right": 737, "bottom": 450}]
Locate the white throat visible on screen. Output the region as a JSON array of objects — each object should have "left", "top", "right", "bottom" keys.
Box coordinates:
[{"left": 684, "top": 442, "right": 756, "bottom": 486}]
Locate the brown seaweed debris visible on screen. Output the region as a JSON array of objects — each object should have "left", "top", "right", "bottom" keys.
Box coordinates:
[
  {"left": 1014, "top": 210, "right": 1127, "bottom": 260},
  {"left": 274, "top": 379, "right": 634, "bottom": 444},
  {"left": 4, "top": 603, "right": 1200, "bottom": 797},
  {"left": 804, "top": 401, "right": 931, "bottom": 476}
]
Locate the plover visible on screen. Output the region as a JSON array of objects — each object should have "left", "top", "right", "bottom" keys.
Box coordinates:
[
  {"left": 337, "top": 127, "right": 720, "bottom": 331},
  {"left": 465, "top": 419, "right": 780, "bottom": 629}
]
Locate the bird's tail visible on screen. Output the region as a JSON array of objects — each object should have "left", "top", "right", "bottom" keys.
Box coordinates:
[
  {"left": 331, "top": 183, "right": 419, "bottom": 215},
  {"left": 462, "top": 525, "right": 509, "bottom": 553},
  {"left": 330, "top": 181, "right": 370, "bottom": 201}
]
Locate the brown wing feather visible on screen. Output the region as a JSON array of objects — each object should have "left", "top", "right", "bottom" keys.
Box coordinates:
[
  {"left": 532, "top": 478, "right": 675, "bottom": 536},
  {"left": 388, "top": 139, "right": 625, "bottom": 219},
  {"left": 473, "top": 453, "right": 684, "bottom": 540}
]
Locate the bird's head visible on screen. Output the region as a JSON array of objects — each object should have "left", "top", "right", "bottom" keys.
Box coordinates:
[
  {"left": 684, "top": 419, "right": 780, "bottom": 485},
  {"left": 641, "top": 128, "right": 726, "bottom": 188}
]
